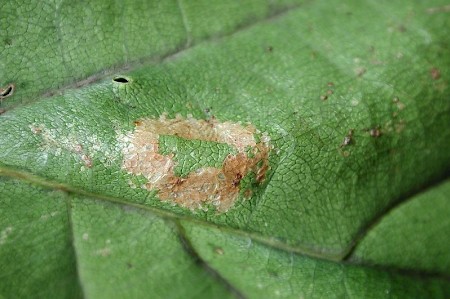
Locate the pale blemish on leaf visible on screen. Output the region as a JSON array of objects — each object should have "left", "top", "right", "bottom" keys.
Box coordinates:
[
  {"left": 214, "top": 247, "right": 224, "bottom": 255},
  {"left": 95, "top": 247, "right": 111, "bottom": 257},
  {"left": 340, "top": 129, "right": 354, "bottom": 148},
  {"left": 427, "top": 4, "right": 450, "bottom": 14},
  {"left": 0, "top": 226, "right": 13, "bottom": 245},
  {"left": 30, "top": 123, "right": 116, "bottom": 169},
  {"left": 395, "top": 119, "right": 406, "bottom": 133},
  {"left": 392, "top": 96, "right": 406, "bottom": 110},
  {"left": 120, "top": 114, "right": 272, "bottom": 212},
  {"left": 369, "top": 127, "right": 382, "bottom": 138},
  {"left": 40, "top": 211, "right": 59, "bottom": 221},
  {"left": 80, "top": 154, "right": 93, "bottom": 168},
  {"left": 354, "top": 67, "right": 367, "bottom": 77}
]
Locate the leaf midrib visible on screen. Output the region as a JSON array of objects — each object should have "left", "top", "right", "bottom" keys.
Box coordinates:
[
  {"left": 2, "top": 163, "right": 450, "bottom": 285},
  {"left": 0, "top": 164, "right": 342, "bottom": 261}
]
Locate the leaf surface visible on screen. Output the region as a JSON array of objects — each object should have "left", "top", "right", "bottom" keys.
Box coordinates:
[{"left": 1, "top": 0, "right": 449, "bottom": 298}]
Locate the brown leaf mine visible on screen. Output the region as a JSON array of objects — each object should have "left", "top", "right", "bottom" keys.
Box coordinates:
[{"left": 121, "top": 114, "right": 271, "bottom": 212}]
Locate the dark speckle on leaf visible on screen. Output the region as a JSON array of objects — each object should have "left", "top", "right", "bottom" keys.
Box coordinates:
[
  {"left": 113, "top": 76, "right": 130, "bottom": 83},
  {"left": 0, "top": 84, "right": 15, "bottom": 99},
  {"left": 340, "top": 129, "right": 354, "bottom": 147}
]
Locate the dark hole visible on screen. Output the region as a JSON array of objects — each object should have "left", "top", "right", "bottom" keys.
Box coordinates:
[
  {"left": 113, "top": 76, "right": 130, "bottom": 83},
  {"left": 0, "top": 84, "right": 14, "bottom": 99}
]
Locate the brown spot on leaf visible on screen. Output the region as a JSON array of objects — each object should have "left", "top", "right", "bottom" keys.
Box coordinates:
[
  {"left": 430, "top": 68, "right": 441, "bottom": 80},
  {"left": 81, "top": 154, "right": 93, "bottom": 168},
  {"left": 74, "top": 144, "right": 83, "bottom": 153},
  {"left": 120, "top": 114, "right": 271, "bottom": 212},
  {"left": 355, "top": 67, "right": 366, "bottom": 77},
  {"left": 30, "top": 126, "right": 42, "bottom": 134},
  {"left": 369, "top": 128, "right": 382, "bottom": 138}
]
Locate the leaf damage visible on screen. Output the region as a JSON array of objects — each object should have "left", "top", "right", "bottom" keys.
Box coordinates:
[{"left": 120, "top": 114, "right": 272, "bottom": 212}]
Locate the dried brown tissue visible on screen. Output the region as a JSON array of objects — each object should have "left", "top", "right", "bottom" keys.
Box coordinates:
[{"left": 121, "top": 114, "right": 272, "bottom": 212}]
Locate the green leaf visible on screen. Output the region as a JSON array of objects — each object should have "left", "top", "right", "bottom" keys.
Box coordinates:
[
  {"left": 1, "top": 0, "right": 449, "bottom": 298},
  {"left": 350, "top": 180, "right": 450, "bottom": 276}
]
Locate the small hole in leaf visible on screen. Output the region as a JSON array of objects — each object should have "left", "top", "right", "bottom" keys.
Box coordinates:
[
  {"left": 0, "top": 84, "right": 15, "bottom": 99},
  {"left": 113, "top": 76, "right": 130, "bottom": 84}
]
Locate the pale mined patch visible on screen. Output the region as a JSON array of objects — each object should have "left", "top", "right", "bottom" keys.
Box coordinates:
[
  {"left": 120, "top": 114, "right": 271, "bottom": 212},
  {"left": 30, "top": 123, "right": 117, "bottom": 169}
]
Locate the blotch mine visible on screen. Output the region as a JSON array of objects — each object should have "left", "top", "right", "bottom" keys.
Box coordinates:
[{"left": 120, "top": 114, "right": 272, "bottom": 212}]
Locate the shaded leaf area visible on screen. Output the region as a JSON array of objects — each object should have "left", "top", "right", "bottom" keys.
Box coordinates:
[
  {"left": 0, "top": 179, "right": 82, "bottom": 299},
  {"left": 70, "top": 196, "right": 235, "bottom": 299},
  {"left": 0, "top": 178, "right": 234, "bottom": 299},
  {"left": 0, "top": 0, "right": 299, "bottom": 109},
  {"left": 350, "top": 179, "right": 450, "bottom": 276},
  {"left": 1, "top": 177, "right": 449, "bottom": 299},
  {"left": 1, "top": 0, "right": 449, "bottom": 257},
  {"left": 182, "top": 221, "right": 450, "bottom": 299}
]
